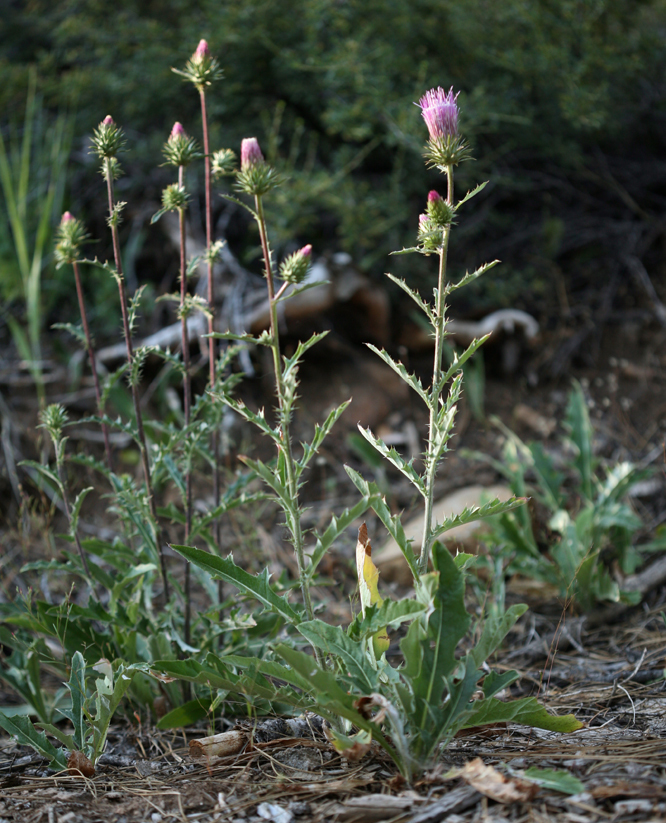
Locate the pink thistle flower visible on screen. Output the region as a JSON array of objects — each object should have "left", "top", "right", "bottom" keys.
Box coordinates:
[
  {"left": 417, "top": 87, "right": 459, "bottom": 141},
  {"left": 102, "top": 115, "right": 115, "bottom": 127},
  {"left": 170, "top": 122, "right": 186, "bottom": 141},
  {"left": 298, "top": 244, "right": 312, "bottom": 258},
  {"left": 61, "top": 211, "right": 75, "bottom": 224},
  {"left": 240, "top": 137, "right": 264, "bottom": 170},
  {"left": 427, "top": 190, "right": 442, "bottom": 202},
  {"left": 193, "top": 39, "right": 210, "bottom": 62},
  {"left": 419, "top": 214, "right": 429, "bottom": 227}
]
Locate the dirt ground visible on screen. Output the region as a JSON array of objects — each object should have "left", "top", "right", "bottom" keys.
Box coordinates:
[{"left": 2, "top": 305, "right": 666, "bottom": 822}]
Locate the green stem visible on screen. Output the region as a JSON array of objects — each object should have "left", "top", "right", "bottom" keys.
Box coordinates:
[
  {"left": 254, "top": 194, "right": 316, "bottom": 626},
  {"left": 104, "top": 158, "right": 170, "bottom": 600},
  {"left": 420, "top": 164, "right": 454, "bottom": 576},
  {"left": 72, "top": 260, "right": 114, "bottom": 474}
]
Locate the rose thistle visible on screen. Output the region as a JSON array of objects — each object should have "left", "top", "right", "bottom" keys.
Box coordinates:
[
  {"left": 236, "top": 137, "right": 281, "bottom": 196},
  {"left": 279, "top": 244, "right": 312, "bottom": 286},
  {"left": 90, "top": 115, "right": 125, "bottom": 160},
  {"left": 240, "top": 137, "right": 264, "bottom": 170},
  {"left": 417, "top": 87, "right": 472, "bottom": 169},
  {"left": 162, "top": 122, "right": 201, "bottom": 168},
  {"left": 419, "top": 88, "right": 459, "bottom": 141},
  {"left": 172, "top": 38, "right": 222, "bottom": 90},
  {"left": 426, "top": 190, "right": 455, "bottom": 226},
  {"left": 55, "top": 212, "right": 89, "bottom": 267}
]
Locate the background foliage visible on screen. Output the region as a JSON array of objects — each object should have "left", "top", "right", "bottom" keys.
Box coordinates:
[{"left": 2, "top": 0, "right": 666, "bottom": 329}]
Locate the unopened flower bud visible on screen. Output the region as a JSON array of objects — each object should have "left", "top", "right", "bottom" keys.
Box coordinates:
[
  {"left": 279, "top": 244, "right": 313, "bottom": 285},
  {"left": 55, "top": 212, "right": 89, "bottom": 267},
  {"left": 170, "top": 122, "right": 186, "bottom": 141},
  {"left": 211, "top": 148, "right": 237, "bottom": 178},
  {"left": 173, "top": 38, "right": 222, "bottom": 90},
  {"left": 193, "top": 39, "right": 210, "bottom": 62},
  {"left": 426, "top": 190, "right": 454, "bottom": 226},
  {"left": 163, "top": 123, "right": 200, "bottom": 167},
  {"left": 91, "top": 115, "right": 125, "bottom": 159},
  {"left": 240, "top": 137, "right": 264, "bottom": 170}
]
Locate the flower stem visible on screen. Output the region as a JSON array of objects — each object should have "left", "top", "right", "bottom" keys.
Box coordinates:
[
  {"left": 179, "top": 165, "right": 193, "bottom": 643},
  {"left": 72, "top": 260, "right": 114, "bottom": 474},
  {"left": 254, "top": 194, "right": 317, "bottom": 627},
  {"left": 56, "top": 449, "right": 92, "bottom": 580},
  {"left": 420, "top": 164, "right": 454, "bottom": 575},
  {"left": 199, "top": 88, "right": 222, "bottom": 565},
  {"left": 104, "top": 158, "right": 170, "bottom": 599}
]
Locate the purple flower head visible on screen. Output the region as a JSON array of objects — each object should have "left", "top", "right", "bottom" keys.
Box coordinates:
[
  {"left": 61, "top": 211, "right": 75, "bottom": 224},
  {"left": 240, "top": 137, "right": 264, "bottom": 170},
  {"left": 427, "top": 190, "right": 442, "bottom": 203},
  {"left": 417, "top": 87, "right": 459, "bottom": 141},
  {"left": 419, "top": 214, "right": 429, "bottom": 228},
  {"left": 194, "top": 39, "right": 210, "bottom": 62},
  {"left": 298, "top": 244, "right": 312, "bottom": 258},
  {"left": 170, "top": 122, "right": 186, "bottom": 141},
  {"left": 102, "top": 115, "right": 115, "bottom": 127}
]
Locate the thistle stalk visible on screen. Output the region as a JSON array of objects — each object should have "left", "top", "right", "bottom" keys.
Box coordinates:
[
  {"left": 103, "top": 157, "right": 170, "bottom": 599},
  {"left": 420, "top": 166, "right": 453, "bottom": 575},
  {"left": 178, "top": 162, "right": 194, "bottom": 644},
  {"left": 254, "top": 194, "right": 317, "bottom": 625}
]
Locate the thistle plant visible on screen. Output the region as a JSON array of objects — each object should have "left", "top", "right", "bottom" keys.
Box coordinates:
[
  {"left": 164, "top": 97, "right": 581, "bottom": 780},
  {"left": 54, "top": 212, "right": 114, "bottom": 473},
  {"left": 90, "top": 116, "right": 169, "bottom": 598},
  {"left": 353, "top": 86, "right": 520, "bottom": 576},
  {"left": 174, "top": 40, "right": 225, "bottom": 551},
  {"left": 158, "top": 121, "right": 201, "bottom": 642}
]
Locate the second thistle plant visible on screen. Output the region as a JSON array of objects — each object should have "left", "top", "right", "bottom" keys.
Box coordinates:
[{"left": 90, "top": 115, "right": 169, "bottom": 598}]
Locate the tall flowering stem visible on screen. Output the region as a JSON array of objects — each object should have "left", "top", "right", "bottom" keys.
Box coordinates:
[
  {"left": 92, "top": 116, "right": 170, "bottom": 599},
  {"left": 174, "top": 39, "right": 224, "bottom": 554},
  {"left": 253, "top": 193, "right": 317, "bottom": 626},
  {"left": 420, "top": 170, "right": 453, "bottom": 575},
  {"left": 55, "top": 213, "right": 114, "bottom": 474}
]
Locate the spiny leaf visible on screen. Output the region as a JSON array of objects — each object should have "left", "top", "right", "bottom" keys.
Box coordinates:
[
  {"left": 0, "top": 711, "right": 68, "bottom": 771},
  {"left": 170, "top": 545, "right": 301, "bottom": 623},
  {"left": 357, "top": 424, "right": 425, "bottom": 496},
  {"left": 430, "top": 496, "right": 526, "bottom": 543},
  {"left": 365, "top": 344, "right": 429, "bottom": 405}
]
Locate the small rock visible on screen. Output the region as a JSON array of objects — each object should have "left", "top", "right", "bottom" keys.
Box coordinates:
[{"left": 614, "top": 799, "right": 654, "bottom": 815}]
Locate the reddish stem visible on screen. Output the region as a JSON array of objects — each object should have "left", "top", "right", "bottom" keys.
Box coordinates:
[{"left": 104, "top": 160, "right": 170, "bottom": 599}]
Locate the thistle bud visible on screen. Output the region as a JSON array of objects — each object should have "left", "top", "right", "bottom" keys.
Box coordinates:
[
  {"left": 211, "top": 148, "right": 237, "bottom": 179},
  {"left": 91, "top": 115, "right": 125, "bottom": 159},
  {"left": 240, "top": 137, "right": 264, "bottom": 170},
  {"left": 163, "top": 123, "right": 200, "bottom": 167},
  {"left": 170, "top": 122, "right": 186, "bottom": 141},
  {"left": 426, "top": 190, "right": 455, "bottom": 226},
  {"left": 279, "top": 244, "right": 312, "bottom": 285},
  {"left": 160, "top": 182, "right": 189, "bottom": 213},
  {"left": 193, "top": 39, "right": 210, "bottom": 63},
  {"left": 236, "top": 138, "right": 280, "bottom": 196},
  {"left": 55, "top": 211, "right": 89, "bottom": 267},
  {"left": 173, "top": 38, "right": 223, "bottom": 90}
]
